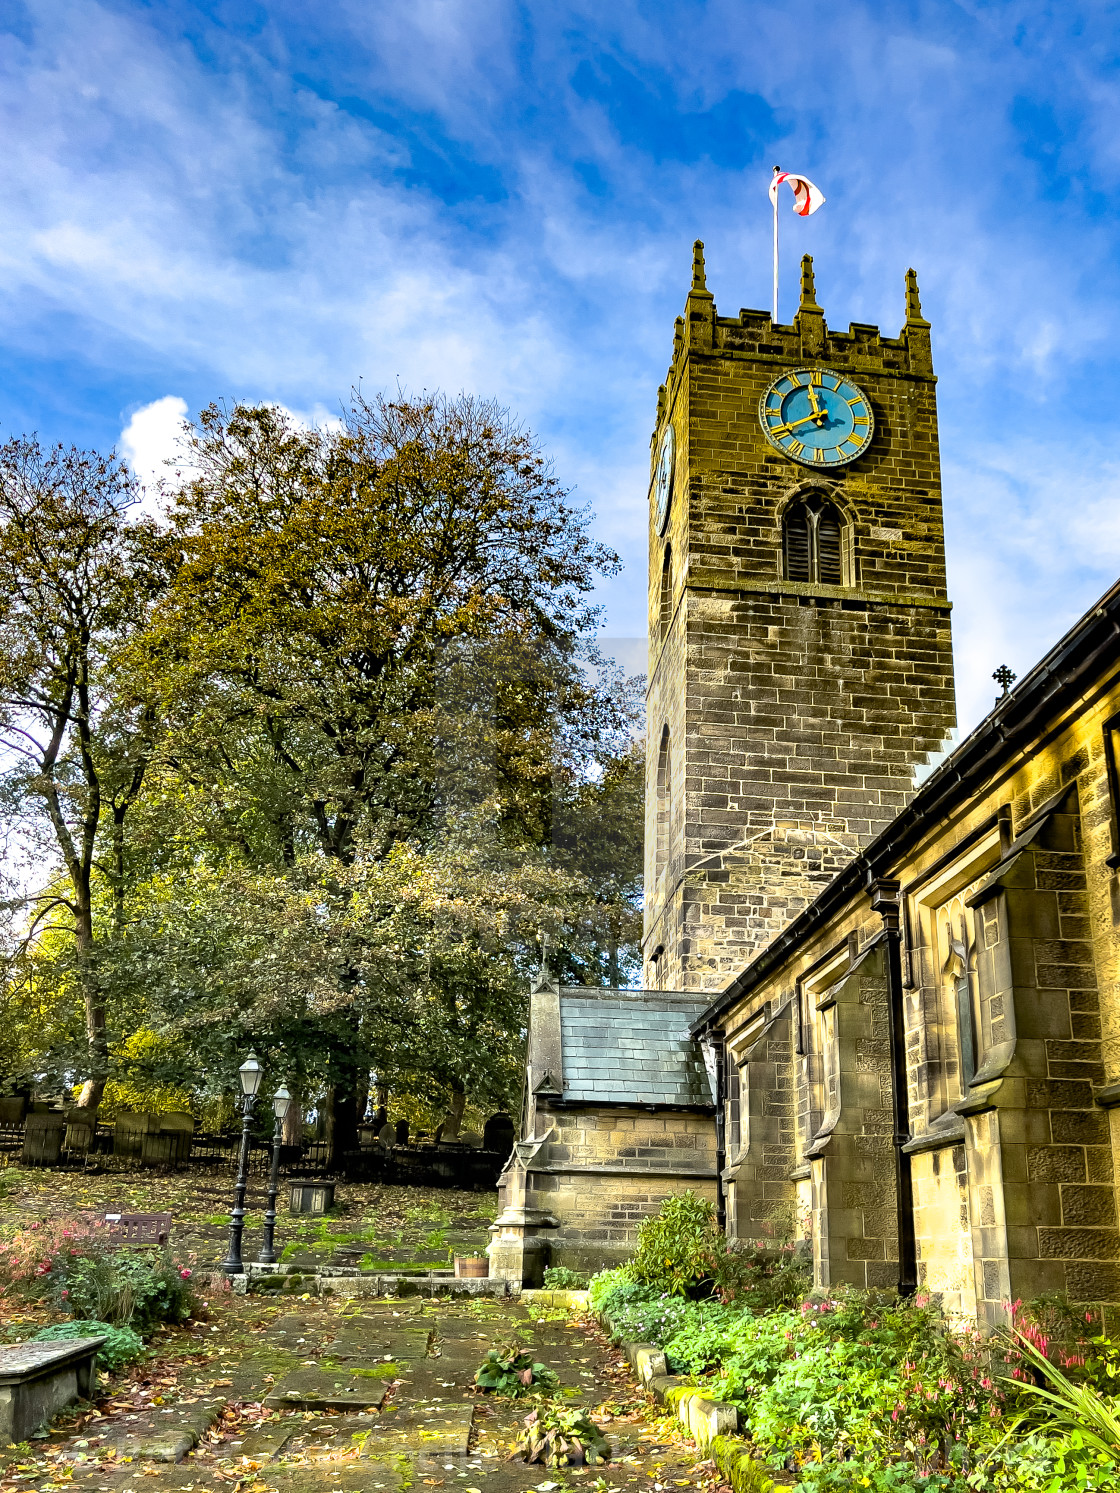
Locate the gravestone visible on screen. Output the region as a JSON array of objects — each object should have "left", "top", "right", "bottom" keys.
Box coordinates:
[
  {"left": 0, "top": 1337, "right": 105, "bottom": 1445},
  {"left": 482, "top": 1112, "right": 515, "bottom": 1154},
  {"left": 20, "top": 1111, "right": 64, "bottom": 1166}
]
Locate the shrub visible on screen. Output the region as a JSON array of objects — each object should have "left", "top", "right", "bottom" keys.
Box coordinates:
[
  {"left": 707, "top": 1237, "right": 812, "bottom": 1311},
  {"left": 542, "top": 1266, "right": 588, "bottom": 1290},
  {"left": 0, "top": 1215, "right": 113, "bottom": 1302},
  {"left": 0, "top": 1217, "right": 200, "bottom": 1336},
  {"left": 632, "top": 1191, "right": 719, "bottom": 1295},
  {"left": 52, "top": 1248, "right": 196, "bottom": 1334},
  {"left": 517, "top": 1404, "right": 609, "bottom": 1466},
  {"left": 474, "top": 1342, "right": 559, "bottom": 1397},
  {"left": 32, "top": 1320, "right": 146, "bottom": 1374}
]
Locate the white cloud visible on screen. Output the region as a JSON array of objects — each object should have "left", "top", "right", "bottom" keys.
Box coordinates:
[
  {"left": 2, "top": 0, "right": 1120, "bottom": 756},
  {"left": 119, "top": 395, "right": 188, "bottom": 501}
]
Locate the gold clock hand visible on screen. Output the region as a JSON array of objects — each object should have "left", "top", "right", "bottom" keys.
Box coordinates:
[{"left": 773, "top": 411, "right": 825, "bottom": 435}]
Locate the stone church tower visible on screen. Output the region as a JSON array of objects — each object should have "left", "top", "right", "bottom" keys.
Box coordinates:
[{"left": 644, "top": 245, "right": 956, "bottom": 991}]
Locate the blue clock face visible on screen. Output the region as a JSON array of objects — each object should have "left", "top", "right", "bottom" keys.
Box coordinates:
[
  {"left": 653, "top": 425, "right": 675, "bottom": 534},
  {"left": 759, "top": 369, "right": 873, "bottom": 467}
]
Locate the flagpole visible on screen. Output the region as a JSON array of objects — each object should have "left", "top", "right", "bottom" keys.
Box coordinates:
[{"left": 772, "top": 165, "right": 780, "bottom": 323}]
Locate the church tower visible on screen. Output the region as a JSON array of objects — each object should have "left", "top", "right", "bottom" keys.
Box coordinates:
[{"left": 644, "top": 245, "right": 956, "bottom": 991}]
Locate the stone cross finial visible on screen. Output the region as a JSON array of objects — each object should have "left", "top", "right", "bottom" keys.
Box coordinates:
[
  {"left": 905, "top": 268, "right": 931, "bottom": 327},
  {"left": 799, "top": 253, "right": 821, "bottom": 311},
  {"left": 993, "top": 664, "right": 1016, "bottom": 699},
  {"left": 691, "top": 240, "right": 707, "bottom": 292}
]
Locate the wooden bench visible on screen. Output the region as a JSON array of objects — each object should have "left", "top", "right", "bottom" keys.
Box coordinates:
[
  {"left": 0, "top": 1337, "right": 106, "bottom": 1445},
  {"left": 96, "top": 1211, "right": 173, "bottom": 1246}
]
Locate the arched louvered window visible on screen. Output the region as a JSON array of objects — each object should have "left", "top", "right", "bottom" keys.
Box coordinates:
[
  {"left": 783, "top": 497, "right": 846, "bottom": 586},
  {"left": 656, "top": 724, "right": 672, "bottom": 879},
  {"left": 659, "top": 544, "right": 673, "bottom": 642}
]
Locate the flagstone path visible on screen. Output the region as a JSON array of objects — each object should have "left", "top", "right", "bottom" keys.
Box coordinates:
[{"left": 5, "top": 1299, "right": 717, "bottom": 1493}]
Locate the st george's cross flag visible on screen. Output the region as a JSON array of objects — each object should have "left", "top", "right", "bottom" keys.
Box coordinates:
[{"left": 769, "top": 170, "right": 826, "bottom": 216}]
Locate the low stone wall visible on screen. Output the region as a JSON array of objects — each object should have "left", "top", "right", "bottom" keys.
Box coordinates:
[
  {"left": 235, "top": 1264, "right": 518, "bottom": 1298},
  {"left": 598, "top": 1304, "right": 780, "bottom": 1493}
]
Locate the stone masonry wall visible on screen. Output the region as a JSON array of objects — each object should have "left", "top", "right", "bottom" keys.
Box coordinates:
[
  {"left": 525, "top": 1105, "right": 718, "bottom": 1270},
  {"left": 711, "top": 656, "right": 1120, "bottom": 1325}
]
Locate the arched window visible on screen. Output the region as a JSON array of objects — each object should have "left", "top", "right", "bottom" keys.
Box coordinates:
[
  {"left": 783, "top": 496, "right": 845, "bottom": 585},
  {"left": 659, "top": 544, "right": 673, "bottom": 642},
  {"left": 656, "top": 724, "right": 672, "bottom": 879}
]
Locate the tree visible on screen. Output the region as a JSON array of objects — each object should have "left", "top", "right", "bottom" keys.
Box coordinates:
[
  {"left": 0, "top": 440, "right": 163, "bottom": 1106},
  {"left": 134, "top": 392, "right": 635, "bottom": 1158}
]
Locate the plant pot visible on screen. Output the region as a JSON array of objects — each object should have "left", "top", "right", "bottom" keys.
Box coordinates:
[{"left": 454, "top": 1255, "right": 488, "bottom": 1279}]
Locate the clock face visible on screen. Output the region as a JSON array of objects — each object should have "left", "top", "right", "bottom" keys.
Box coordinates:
[
  {"left": 653, "top": 425, "right": 675, "bottom": 534},
  {"left": 759, "top": 368, "right": 873, "bottom": 467}
]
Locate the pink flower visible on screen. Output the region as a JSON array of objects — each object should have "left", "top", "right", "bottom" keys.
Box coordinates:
[
  {"left": 61, "top": 1289, "right": 69, "bottom": 1298},
  {"left": 180, "top": 1268, "right": 192, "bottom": 1279}
]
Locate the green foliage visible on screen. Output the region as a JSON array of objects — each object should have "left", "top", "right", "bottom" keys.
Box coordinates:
[
  {"left": 49, "top": 1246, "right": 196, "bottom": 1335},
  {"left": 632, "top": 1191, "right": 720, "bottom": 1295},
  {"left": 0, "top": 393, "right": 645, "bottom": 1128},
  {"left": 624, "top": 1193, "right": 812, "bottom": 1309},
  {"left": 966, "top": 1429, "right": 1120, "bottom": 1492},
  {"left": 474, "top": 1342, "right": 560, "bottom": 1397},
  {"left": 1003, "top": 1330, "right": 1120, "bottom": 1460},
  {"left": 596, "top": 1248, "right": 1120, "bottom": 1491},
  {"left": 517, "top": 1404, "right": 610, "bottom": 1466},
  {"left": 542, "top": 1266, "right": 588, "bottom": 1290},
  {"left": 32, "top": 1320, "right": 145, "bottom": 1373}
]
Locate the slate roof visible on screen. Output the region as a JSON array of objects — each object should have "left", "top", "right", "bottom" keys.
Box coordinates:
[{"left": 558, "top": 988, "right": 715, "bottom": 1107}]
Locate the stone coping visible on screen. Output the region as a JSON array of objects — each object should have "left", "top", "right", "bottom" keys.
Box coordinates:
[
  {"left": 0, "top": 1337, "right": 106, "bottom": 1383},
  {"left": 234, "top": 1269, "right": 519, "bottom": 1298},
  {"left": 598, "top": 1306, "right": 784, "bottom": 1492}
]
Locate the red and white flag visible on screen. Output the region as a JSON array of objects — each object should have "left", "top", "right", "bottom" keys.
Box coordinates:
[{"left": 769, "top": 170, "right": 826, "bottom": 217}]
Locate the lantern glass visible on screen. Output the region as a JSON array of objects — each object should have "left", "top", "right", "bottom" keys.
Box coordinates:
[
  {"left": 239, "top": 1052, "right": 263, "bottom": 1098},
  {"left": 273, "top": 1084, "right": 291, "bottom": 1121}
]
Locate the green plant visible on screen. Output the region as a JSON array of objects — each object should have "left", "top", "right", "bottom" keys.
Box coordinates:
[
  {"left": 632, "top": 1191, "right": 720, "bottom": 1296},
  {"left": 32, "top": 1320, "right": 145, "bottom": 1373},
  {"left": 543, "top": 1266, "right": 588, "bottom": 1289},
  {"left": 1003, "top": 1331, "right": 1120, "bottom": 1459},
  {"left": 707, "top": 1238, "right": 812, "bottom": 1310},
  {"left": 517, "top": 1404, "right": 609, "bottom": 1466},
  {"left": 54, "top": 1249, "right": 197, "bottom": 1335},
  {"left": 474, "top": 1342, "right": 559, "bottom": 1397}
]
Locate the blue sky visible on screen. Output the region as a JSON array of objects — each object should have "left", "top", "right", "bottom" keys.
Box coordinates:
[{"left": 2, "top": 0, "right": 1119, "bottom": 734}]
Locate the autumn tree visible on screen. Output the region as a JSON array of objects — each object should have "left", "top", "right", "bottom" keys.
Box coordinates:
[
  {"left": 136, "top": 393, "right": 636, "bottom": 1156},
  {"left": 0, "top": 439, "right": 163, "bottom": 1106}
]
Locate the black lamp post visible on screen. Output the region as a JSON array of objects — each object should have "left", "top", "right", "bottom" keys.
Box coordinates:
[
  {"left": 259, "top": 1084, "right": 291, "bottom": 1266},
  {"left": 221, "top": 1051, "right": 263, "bottom": 1275}
]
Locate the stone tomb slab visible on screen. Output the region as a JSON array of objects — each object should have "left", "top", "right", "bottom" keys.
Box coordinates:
[
  {"left": 0, "top": 1337, "right": 105, "bottom": 1446},
  {"left": 265, "top": 1367, "right": 391, "bottom": 1412},
  {"left": 272, "top": 1413, "right": 381, "bottom": 1462},
  {"left": 329, "top": 1323, "right": 431, "bottom": 1362},
  {"left": 362, "top": 1403, "right": 475, "bottom": 1460},
  {"left": 234, "top": 1414, "right": 303, "bottom": 1460},
  {"left": 100, "top": 1398, "right": 225, "bottom": 1463}
]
